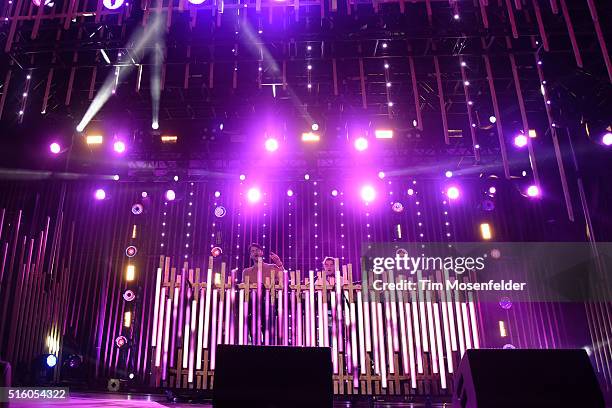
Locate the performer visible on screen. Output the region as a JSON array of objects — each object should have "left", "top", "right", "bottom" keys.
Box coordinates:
[
  {"left": 315, "top": 256, "right": 337, "bottom": 285},
  {"left": 242, "top": 243, "right": 284, "bottom": 283}
]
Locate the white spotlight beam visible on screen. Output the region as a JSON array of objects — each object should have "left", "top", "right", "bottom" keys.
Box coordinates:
[{"left": 76, "top": 14, "right": 164, "bottom": 132}]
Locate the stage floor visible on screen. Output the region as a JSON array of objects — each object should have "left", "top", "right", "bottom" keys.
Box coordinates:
[{"left": 4, "top": 392, "right": 451, "bottom": 407}]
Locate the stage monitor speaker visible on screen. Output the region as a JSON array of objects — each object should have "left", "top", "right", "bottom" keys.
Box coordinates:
[
  {"left": 213, "top": 345, "right": 333, "bottom": 408},
  {"left": 453, "top": 349, "right": 604, "bottom": 408}
]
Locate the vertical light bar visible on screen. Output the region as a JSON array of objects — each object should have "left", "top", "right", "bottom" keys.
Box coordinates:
[
  {"left": 297, "top": 292, "right": 303, "bottom": 347},
  {"left": 217, "top": 293, "right": 224, "bottom": 346},
  {"left": 196, "top": 289, "right": 205, "bottom": 369},
  {"left": 224, "top": 289, "right": 231, "bottom": 344},
  {"left": 462, "top": 302, "right": 472, "bottom": 349},
  {"left": 468, "top": 293, "right": 480, "bottom": 348},
  {"left": 322, "top": 292, "right": 329, "bottom": 347},
  {"left": 210, "top": 290, "right": 218, "bottom": 369},
  {"left": 350, "top": 300, "right": 358, "bottom": 386},
  {"left": 433, "top": 305, "right": 447, "bottom": 389},
  {"left": 453, "top": 279, "right": 466, "bottom": 356},
  {"left": 238, "top": 289, "right": 244, "bottom": 345},
  {"left": 188, "top": 299, "right": 196, "bottom": 382},
  {"left": 162, "top": 298, "right": 171, "bottom": 378},
  {"left": 405, "top": 303, "right": 417, "bottom": 388},
  {"left": 318, "top": 290, "right": 325, "bottom": 347},
  {"left": 170, "top": 287, "right": 180, "bottom": 366},
  {"left": 426, "top": 294, "right": 439, "bottom": 374},
  {"left": 499, "top": 320, "right": 507, "bottom": 337},
  {"left": 305, "top": 292, "right": 311, "bottom": 346},
  {"left": 335, "top": 267, "right": 343, "bottom": 351},
  {"left": 376, "top": 302, "right": 387, "bottom": 388},
  {"left": 363, "top": 296, "right": 371, "bottom": 352},
  {"left": 277, "top": 290, "right": 283, "bottom": 346},
  {"left": 182, "top": 300, "right": 190, "bottom": 368},
  {"left": 417, "top": 271, "right": 429, "bottom": 352},
  {"left": 155, "top": 287, "right": 167, "bottom": 367},
  {"left": 356, "top": 291, "right": 366, "bottom": 374},
  {"left": 264, "top": 290, "right": 270, "bottom": 345},
  {"left": 309, "top": 271, "right": 316, "bottom": 346},
  {"left": 411, "top": 288, "right": 423, "bottom": 373},
  {"left": 251, "top": 293, "right": 257, "bottom": 345},
  {"left": 256, "top": 261, "right": 263, "bottom": 346},
  {"left": 443, "top": 270, "right": 458, "bottom": 351},
  {"left": 283, "top": 271, "right": 289, "bottom": 345},
  {"left": 151, "top": 268, "right": 162, "bottom": 347},
  {"left": 438, "top": 274, "right": 454, "bottom": 373},
  {"left": 330, "top": 295, "right": 338, "bottom": 372},
  {"left": 344, "top": 294, "right": 352, "bottom": 374},
  {"left": 397, "top": 284, "right": 409, "bottom": 376},
  {"left": 370, "top": 301, "right": 380, "bottom": 374},
  {"left": 203, "top": 268, "right": 213, "bottom": 348},
  {"left": 384, "top": 298, "right": 395, "bottom": 374}
]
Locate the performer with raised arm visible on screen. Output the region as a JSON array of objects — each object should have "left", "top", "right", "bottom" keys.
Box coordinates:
[{"left": 242, "top": 243, "right": 284, "bottom": 283}]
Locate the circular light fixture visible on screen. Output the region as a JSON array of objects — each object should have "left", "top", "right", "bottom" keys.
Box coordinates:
[
  {"left": 392, "top": 202, "right": 404, "bottom": 213},
  {"left": 123, "top": 289, "right": 136, "bottom": 302},
  {"left": 211, "top": 246, "right": 222, "bottom": 257},
  {"left": 125, "top": 246, "right": 137, "bottom": 257},
  {"left": 46, "top": 354, "right": 57, "bottom": 368},
  {"left": 214, "top": 206, "right": 226, "bottom": 218},
  {"left": 115, "top": 335, "right": 128, "bottom": 348},
  {"left": 131, "top": 203, "right": 143, "bottom": 215}
]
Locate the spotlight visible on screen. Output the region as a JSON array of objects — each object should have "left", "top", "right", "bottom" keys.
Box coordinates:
[
  {"left": 382, "top": 42, "right": 388, "bottom": 49},
  {"left": 307, "top": 45, "right": 312, "bottom": 51},
  {"left": 304, "top": 174, "right": 310, "bottom": 180},
  {"left": 128, "top": 373, "right": 135, "bottom": 380},
  {"left": 460, "top": 61, "right": 467, "bottom": 67},
  {"left": 49, "top": 142, "right": 61, "bottom": 154},
  {"left": 86, "top": 134, "right": 103, "bottom": 145},
  {"left": 480, "top": 223, "right": 492, "bottom": 240},
  {"left": 46, "top": 354, "right": 57, "bottom": 368},
  {"left": 445, "top": 170, "right": 453, "bottom": 178},
  {"left": 173, "top": 175, "right": 179, "bottom": 182},
  {"left": 378, "top": 171, "right": 385, "bottom": 179},
  {"left": 302, "top": 132, "right": 320, "bottom": 142},
  {"left": 265, "top": 138, "right": 279, "bottom": 152},
  {"left": 407, "top": 188, "right": 415, "bottom": 196},
  {"left": 239, "top": 174, "right": 246, "bottom": 181},
  {"left": 488, "top": 186, "right": 497, "bottom": 195},
  {"left": 211, "top": 246, "right": 222, "bottom": 257},
  {"left": 384, "top": 63, "right": 389, "bottom": 69},
  {"left": 602, "top": 132, "right": 612, "bottom": 146},
  {"left": 161, "top": 135, "right": 178, "bottom": 144},
  {"left": 463, "top": 81, "right": 470, "bottom": 86},
  {"left": 354, "top": 137, "right": 368, "bottom": 151},
  {"left": 123, "top": 289, "right": 136, "bottom": 302},
  {"left": 126, "top": 265, "right": 135, "bottom": 281},
  {"left": 392, "top": 202, "right": 404, "bottom": 213},
  {"left": 113, "top": 175, "right": 120, "bottom": 181},
  {"left": 165, "top": 190, "right": 176, "bottom": 201},
  {"left": 131, "top": 203, "right": 143, "bottom": 215},
  {"left": 95, "top": 189, "right": 106, "bottom": 200},
  {"left": 113, "top": 140, "right": 126, "bottom": 153},
  {"left": 115, "top": 335, "right": 128, "bottom": 348},
  {"left": 453, "top": 13, "right": 460, "bottom": 20},
  {"left": 151, "top": 121, "right": 159, "bottom": 130},
  {"left": 360, "top": 185, "right": 376, "bottom": 202},
  {"left": 514, "top": 134, "right": 528, "bottom": 148},
  {"left": 526, "top": 185, "right": 540, "bottom": 198},
  {"left": 446, "top": 186, "right": 460, "bottom": 200},
  {"left": 212, "top": 191, "right": 220, "bottom": 198},
  {"left": 331, "top": 189, "right": 338, "bottom": 197},
  {"left": 141, "top": 192, "right": 148, "bottom": 198},
  {"left": 247, "top": 187, "right": 261, "bottom": 203},
  {"left": 125, "top": 245, "right": 137, "bottom": 257},
  {"left": 375, "top": 129, "right": 393, "bottom": 139},
  {"left": 489, "top": 116, "right": 497, "bottom": 124},
  {"left": 287, "top": 189, "right": 294, "bottom": 197}
]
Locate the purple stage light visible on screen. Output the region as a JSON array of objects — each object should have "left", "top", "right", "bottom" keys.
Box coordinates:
[
  {"left": 239, "top": 174, "right": 246, "bottom": 181},
  {"left": 602, "top": 132, "right": 612, "bottom": 146},
  {"left": 488, "top": 186, "right": 497, "bottom": 195},
  {"left": 49, "top": 142, "right": 61, "bottom": 154},
  {"left": 446, "top": 186, "right": 460, "bottom": 200},
  {"left": 141, "top": 191, "right": 148, "bottom": 198},
  {"left": 378, "top": 171, "right": 385, "bottom": 179},
  {"left": 265, "top": 138, "right": 279, "bottom": 152},
  {"left": 247, "top": 187, "right": 261, "bottom": 203},
  {"left": 445, "top": 170, "right": 453, "bottom": 178},
  {"left": 214, "top": 191, "right": 221, "bottom": 198},
  {"left": 514, "top": 134, "right": 528, "bottom": 148},
  {"left": 331, "top": 189, "right": 338, "bottom": 197},
  {"left": 354, "top": 137, "right": 368, "bottom": 151},
  {"left": 407, "top": 188, "right": 414, "bottom": 196},
  {"left": 360, "top": 185, "right": 376, "bottom": 202},
  {"left": 113, "top": 140, "right": 126, "bottom": 153},
  {"left": 526, "top": 185, "right": 540, "bottom": 198},
  {"left": 287, "top": 189, "right": 294, "bottom": 197},
  {"left": 95, "top": 189, "right": 106, "bottom": 200},
  {"left": 489, "top": 115, "right": 497, "bottom": 124},
  {"left": 165, "top": 189, "right": 176, "bottom": 201}
]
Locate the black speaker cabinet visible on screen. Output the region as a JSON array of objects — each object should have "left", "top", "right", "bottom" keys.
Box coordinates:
[
  {"left": 213, "top": 345, "right": 333, "bottom": 408},
  {"left": 453, "top": 349, "right": 605, "bottom": 408}
]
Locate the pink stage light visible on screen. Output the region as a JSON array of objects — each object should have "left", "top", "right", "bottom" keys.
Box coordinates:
[
  {"left": 49, "top": 142, "right": 61, "bottom": 154},
  {"left": 113, "top": 140, "right": 126, "bottom": 153},
  {"left": 446, "top": 186, "right": 460, "bottom": 200},
  {"left": 360, "top": 185, "right": 376, "bottom": 202},
  {"left": 514, "top": 134, "right": 528, "bottom": 148},
  {"left": 265, "top": 138, "right": 279, "bottom": 152},
  {"left": 165, "top": 189, "right": 176, "bottom": 201},
  {"left": 247, "top": 187, "right": 261, "bottom": 203},
  {"left": 331, "top": 189, "right": 338, "bottom": 197},
  {"left": 602, "top": 132, "right": 612, "bottom": 146},
  {"left": 354, "top": 137, "right": 368, "bottom": 151},
  {"left": 526, "top": 185, "right": 540, "bottom": 197},
  {"left": 94, "top": 189, "right": 106, "bottom": 200},
  {"left": 286, "top": 189, "right": 294, "bottom": 197}
]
